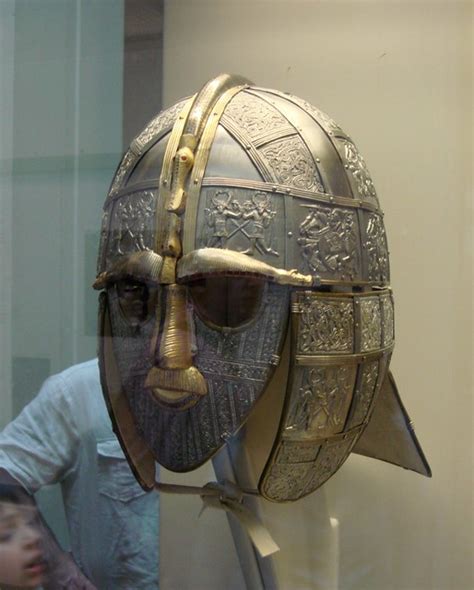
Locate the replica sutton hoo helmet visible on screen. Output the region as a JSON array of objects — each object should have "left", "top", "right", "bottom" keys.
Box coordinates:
[{"left": 94, "top": 74, "right": 430, "bottom": 502}]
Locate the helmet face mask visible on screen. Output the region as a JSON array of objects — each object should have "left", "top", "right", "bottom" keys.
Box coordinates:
[
  {"left": 102, "top": 275, "right": 290, "bottom": 470},
  {"left": 101, "top": 243, "right": 294, "bottom": 469},
  {"left": 95, "top": 75, "right": 430, "bottom": 499}
]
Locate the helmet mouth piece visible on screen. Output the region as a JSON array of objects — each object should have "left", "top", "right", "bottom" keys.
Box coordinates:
[{"left": 145, "top": 366, "right": 207, "bottom": 411}]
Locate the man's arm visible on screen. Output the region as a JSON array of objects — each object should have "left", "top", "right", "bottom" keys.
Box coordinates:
[{"left": 0, "top": 468, "right": 97, "bottom": 589}]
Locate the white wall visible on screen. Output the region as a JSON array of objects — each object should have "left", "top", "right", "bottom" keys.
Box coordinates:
[{"left": 161, "top": 1, "right": 473, "bottom": 589}]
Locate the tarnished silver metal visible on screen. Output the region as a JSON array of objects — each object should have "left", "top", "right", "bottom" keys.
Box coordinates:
[{"left": 94, "top": 75, "right": 430, "bottom": 498}]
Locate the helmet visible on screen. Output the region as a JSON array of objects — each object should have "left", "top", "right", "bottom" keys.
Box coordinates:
[{"left": 94, "top": 74, "right": 430, "bottom": 501}]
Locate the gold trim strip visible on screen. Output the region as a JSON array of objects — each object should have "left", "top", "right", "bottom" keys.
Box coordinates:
[
  {"left": 185, "top": 74, "right": 251, "bottom": 139},
  {"left": 154, "top": 97, "right": 196, "bottom": 253},
  {"left": 295, "top": 347, "right": 393, "bottom": 366},
  {"left": 182, "top": 85, "right": 248, "bottom": 253},
  {"left": 201, "top": 177, "right": 380, "bottom": 213}
]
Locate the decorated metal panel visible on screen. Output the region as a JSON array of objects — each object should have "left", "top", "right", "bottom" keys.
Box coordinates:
[
  {"left": 295, "top": 294, "right": 355, "bottom": 355},
  {"left": 284, "top": 365, "right": 357, "bottom": 440},
  {"left": 196, "top": 185, "right": 285, "bottom": 266},
  {"left": 345, "top": 359, "right": 381, "bottom": 430},
  {"left": 360, "top": 209, "right": 390, "bottom": 284},
  {"left": 101, "top": 189, "right": 158, "bottom": 272},
  {"left": 291, "top": 197, "right": 363, "bottom": 282}
]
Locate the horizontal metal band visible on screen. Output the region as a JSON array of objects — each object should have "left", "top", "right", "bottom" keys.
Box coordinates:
[
  {"left": 299, "top": 279, "right": 380, "bottom": 288},
  {"left": 284, "top": 423, "right": 366, "bottom": 447},
  {"left": 103, "top": 179, "right": 168, "bottom": 205},
  {"left": 202, "top": 177, "right": 381, "bottom": 213},
  {"left": 295, "top": 346, "right": 393, "bottom": 366},
  {"left": 292, "top": 288, "right": 391, "bottom": 308}
]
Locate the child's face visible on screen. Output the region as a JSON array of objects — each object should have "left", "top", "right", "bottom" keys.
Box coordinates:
[{"left": 0, "top": 502, "right": 46, "bottom": 589}]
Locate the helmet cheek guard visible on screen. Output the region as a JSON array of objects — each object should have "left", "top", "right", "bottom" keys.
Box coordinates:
[{"left": 95, "top": 75, "right": 431, "bottom": 499}]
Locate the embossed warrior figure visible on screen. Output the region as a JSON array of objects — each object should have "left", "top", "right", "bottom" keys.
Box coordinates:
[
  {"left": 241, "top": 192, "right": 278, "bottom": 256},
  {"left": 94, "top": 74, "right": 430, "bottom": 506},
  {"left": 299, "top": 207, "right": 357, "bottom": 276},
  {"left": 205, "top": 191, "right": 241, "bottom": 248}
]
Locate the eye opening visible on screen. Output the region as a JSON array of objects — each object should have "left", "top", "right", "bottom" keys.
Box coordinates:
[
  {"left": 114, "top": 277, "right": 158, "bottom": 327},
  {"left": 187, "top": 275, "right": 266, "bottom": 330}
]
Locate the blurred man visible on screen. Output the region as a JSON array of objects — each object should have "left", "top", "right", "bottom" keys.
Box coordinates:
[{"left": 0, "top": 359, "right": 159, "bottom": 590}]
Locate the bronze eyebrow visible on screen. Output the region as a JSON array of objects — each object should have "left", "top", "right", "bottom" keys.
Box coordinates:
[{"left": 177, "top": 248, "right": 313, "bottom": 286}]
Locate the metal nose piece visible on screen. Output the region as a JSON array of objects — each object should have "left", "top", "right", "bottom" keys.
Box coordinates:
[
  {"left": 145, "top": 283, "right": 207, "bottom": 408},
  {"left": 157, "top": 283, "right": 193, "bottom": 369}
]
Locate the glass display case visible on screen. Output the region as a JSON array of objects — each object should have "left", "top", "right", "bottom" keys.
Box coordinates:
[{"left": 0, "top": 1, "right": 472, "bottom": 589}]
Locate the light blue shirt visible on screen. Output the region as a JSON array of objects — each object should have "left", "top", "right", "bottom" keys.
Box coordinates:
[{"left": 0, "top": 359, "right": 159, "bottom": 589}]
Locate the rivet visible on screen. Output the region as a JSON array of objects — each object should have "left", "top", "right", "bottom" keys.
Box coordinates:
[
  {"left": 288, "top": 231, "right": 293, "bottom": 238},
  {"left": 194, "top": 178, "right": 199, "bottom": 184},
  {"left": 272, "top": 186, "right": 277, "bottom": 192},
  {"left": 246, "top": 145, "right": 251, "bottom": 150},
  {"left": 316, "top": 158, "right": 321, "bottom": 163},
  {"left": 286, "top": 188, "right": 291, "bottom": 194},
  {"left": 163, "top": 179, "right": 167, "bottom": 186}
]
